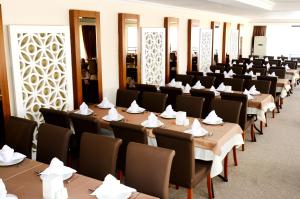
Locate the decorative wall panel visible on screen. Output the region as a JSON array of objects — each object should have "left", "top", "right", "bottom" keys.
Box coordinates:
[
  {"left": 141, "top": 28, "right": 165, "bottom": 86},
  {"left": 199, "top": 29, "right": 212, "bottom": 72},
  {"left": 9, "top": 25, "right": 73, "bottom": 148},
  {"left": 230, "top": 29, "right": 239, "bottom": 60}
]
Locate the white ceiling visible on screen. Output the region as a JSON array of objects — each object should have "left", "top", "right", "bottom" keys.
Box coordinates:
[{"left": 134, "top": 0, "right": 300, "bottom": 22}]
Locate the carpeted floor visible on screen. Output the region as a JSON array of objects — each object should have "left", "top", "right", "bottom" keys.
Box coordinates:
[{"left": 169, "top": 86, "right": 300, "bottom": 199}]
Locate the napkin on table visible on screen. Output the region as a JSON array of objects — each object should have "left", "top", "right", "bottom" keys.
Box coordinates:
[
  {"left": 192, "top": 81, "right": 204, "bottom": 89},
  {"left": 285, "top": 64, "right": 290, "bottom": 70},
  {"left": 161, "top": 105, "right": 176, "bottom": 117},
  {"left": 79, "top": 102, "right": 89, "bottom": 115},
  {"left": 0, "top": 145, "right": 14, "bottom": 163},
  {"left": 266, "top": 63, "right": 270, "bottom": 70},
  {"left": 185, "top": 119, "right": 208, "bottom": 137},
  {"left": 246, "top": 63, "right": 253, "bottom": 69},
  {"left": 147, "top": 112, "right": 159, "bottom": 127},
  {"left": 250, "top": 57, "right": 254, "bottom": 61},
  {"left": 0, "top": 179, "right": 7, "bottom": 199},
  {"left": 265, "top": 57, "right": 269, "bottom": 62},
  {"left": 91, "top": 174, "right": 136, "bottom": 199},
  {"left": 183, "top": 84, "right": 191, "bottom": 93},
  {"left": 203, "top": 110, "right": 223, "bottom": 124},
  {"left": 217, "top": 83, "right": 226, "bottom": 92},
  {"left": 107, "top": 107, "right": 119, "bottom": 121},
  {"left": 210, "top": 86, "right": 220, "bottom": 96},
  {"left": 268, "top": 72, "right": 276, "bottom": 77},
  {"left": 249, "top": 85, "right": 261, "bottom": 95},
  {"left": 243, "top": 89, "right": 254, "bottom": 100},
  {"left": 223, "top": 71, "right": 231, "bottom": 78},
  {"left": 168, "top": 79, "right": 176, "bottom": 87},
  {"left": 40, "top": 157, "right": 76, "bottom": 176},
  {"left": 98, "top": 97, "right": 114, "bottom": 108}
]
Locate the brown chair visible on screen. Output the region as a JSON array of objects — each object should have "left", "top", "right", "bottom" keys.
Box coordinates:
[
  {"left": 159, "top": 86, "right": 183, "bottom": 109},
  {"left": 175, "top": 95, "right": 204, "bottom": 118},
  {"left": 36, "top": 123, "right": 72, "bottom": 164},
  {"left": 78, "top": 132, "right": 122, "bottom": 181},
  {"left": 116, "top": 89, "right": 139, "bottom": 108},
  {"left": 69, "top": 113, "right": 102, "bottom": 157},
  {"left": 198, "top": 76, "right": 215, "bottom": 88},
  {"left": 264, "top": 56, "right": 274, "bottom": 60},
  {"left": 110, "top": 121, "right": 148, "bottom": 176},
  {"left": 210, "top": 65, "right": 225, "bottom": 73},
  {"left": 223, "top": 78, "right": 245, "bottom": 91},
  {"left": 233, "top": 74, "right": 252, "bottom": 90},
  {"left": 5, "top": 116, "right": 37, "bottom": 158},
  {"left": 135, "top": 84, "right": 157, "bottom": 92},
  {"left": 175, "top": 74, "right": 194, "bottom": 86},
  {"left": 207, "top": 73, "right": 224, "bottom": 87},
  {"left": 284, "top": 61, "right": 297, "bottom": 69},
  {"left": 153, "top": 128, "right": 213, "bottom": 199},
  {"left": 186, "top": 71, "right": 203, "bottom": 85},
  {"left": 141, "top": 92, "right": 167, "bottom": 113},
  {"left": 247, "top": 80, "right": 271, "bottom": 94},
  {"left": 40, "top": 108, "right": 70, "bottom": 129},
  {"left": 211, "top": 99, "right": 242, "bottom": 124},
  {"left": 221, "top": 93, "right": 255, "bottom": 149},
  {"left": 190, "top": 89, "right": 215, "bottom": 118},
  {"left": 248, "top": 67, "right": 267, "bottom": 76},
  {"left": 230, "top": 66, "right": 244, "bottom": 75},
  {"left": 269, "top": 68, "right": 286, "bottom": 79},
  {"left": 125, "top": 142, "right": 175, "bottom": 199},
  {"left": 268, "top": 59, "right": 281, "bottom": 67}
]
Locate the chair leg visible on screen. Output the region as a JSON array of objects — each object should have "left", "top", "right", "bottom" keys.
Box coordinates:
[
  {"left": 272, "top": 109, "right": 275, "bottom": 118},
  {"left": 242, "top": 131, "right": 245, "bottom": 151},
  {"left": 187, "top": 188, "right": 193, "bottom": 199},
  {"left": 260, "top": 121, "right": 263, "bottom": 133},
  {"left": 264, "top": 113, "right": 267, "bottom": 127},
  {"left": 233, "top": 146, "right": 238, "bottom": 166},
  {"left": 224, "top": 154, "right": 228, "bottom": 181},
  {"left": 117, "top": 170, "right": 123, "bottom": 181},
  {"left": 251, "top": 124, "right": 255, "bottom": 142},
  {"left": 207, "top": 176, "right": 213, "bottom": 199}
]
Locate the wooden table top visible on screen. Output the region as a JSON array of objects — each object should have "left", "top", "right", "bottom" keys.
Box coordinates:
[{"left": 0, "top": 159, "right": 158, "bottom": 199}]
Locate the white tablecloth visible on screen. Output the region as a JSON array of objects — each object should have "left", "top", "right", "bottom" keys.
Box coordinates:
[
  {"left": 286, "top": 73, "right": 299, "bottom": 85},
  {"left": 276, "top": 84, "right": 291, "bottom": 98},
  {"left": 148, "top": 134, "right": 244, "bottom": 178},
  {"left": 247, "top": 102, "right": 276, "bottom": 123}
]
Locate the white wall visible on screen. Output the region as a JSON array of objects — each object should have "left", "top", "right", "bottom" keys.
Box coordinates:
[{"left": 0, "top": 0, "right": 252, "bottom": 113}]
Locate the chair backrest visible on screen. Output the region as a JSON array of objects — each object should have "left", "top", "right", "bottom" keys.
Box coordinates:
[
  {"left": 36, "top": 123, "right": 71, "bottom": 164},
  {"left": 223, "top": 78, "right": 245, "bottom": 91},
  {"left": 253, "top": 59, "right": 263, "bottom": 66},
  {"left": 233, "top": 74, "right": 252, "bottom": 90},
  {"left": 159, "top": 86, "right": 183, "bottom": 109},
  {"left": 40, "top": 108, "right": 70, "bottom": 129},
  {"left": 175, "top": 74, "right": 193, "bottom": 86},
  {"left": 269, "top": 68, "right": 286, "bottom": 79},
  {"left": 198, "top": 76, "right": 216, "bottom": 88},
  {"left": 207, "top": 73, "right": 224, "bottom": 87},
  {"left": 211, "top": 99, "right": 242, "bottom": 124},
  {"left": 69, "top": 113, "right": 102, "bottom": 140},
  {"left": 220, "top": 93, "right": 248, "bottom": 130},
  {"left": 110, "top": 121, "right": 148, "bottom": 172},
  {"left": 175, "top": 95, "right": 204, "bottom": 118},
  {"left": 257, "top": 76, "right": 277, "bottom": 98},
  {"left": 125, "top": 142, "right": 175, "bottom": 199},
  {"left": 210, "top": 65, "right": 225, "bottom": 73},
  {"left": 190, "top": 89, "right": 215, "bottom": 118},
  {"left": 135, "top": 84, "right": 157, "bottom": 93},
  {"left": 116, "top": 89, "right": 139, "bottom": 108},
  {"left": 141, "top": 92, "right": 167, "bottom": 113},
  {"left": 230, "top": 66, "right": 244, "bottom": 75},
  {"left": 264, "top": 56, "right": 274, "bottom": 60},
  {"left": 79, "top": 132, "right": 122, "bottom": 180},
  {"left": 268, "top": 60, "right": 281, "bottom": 67},
  {"left": 5, "top": 116, "right": 37, "bottom": 158},
  {"left": 247, "top": 80, "right": 271, "bottom": 94},
  {"left": 248, "top": 67, "right": 267, "bottom": 76},
  {"left": 153, "top": 128, "right": 194, "bottom": 188},
  {"left": 284, "top": 61, "right": 297, "bottom": 69}
]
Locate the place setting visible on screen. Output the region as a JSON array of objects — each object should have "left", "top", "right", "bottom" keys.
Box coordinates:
[
  {"left": 202, "top": 110, "right": 224, "bottom": 126},
  {"left": 102, "top": 107, "right": 124, "bottom": 122},
  {"left": 0, "top": 145, "right": 26, "bottom": 167},
  {"left": 159, "top": 105, "right": 177, "bottom": 119},
  {"left": 97, "top": 97, "right": 114, "bottom": 109},
  {"left": 125, "top": 100, "right": 145, "bottom": 114},
  {"left": 141, "top": 112, "right": 164, "bottom": 128},
  {"left": 74, "top": 102, "right": 94, "bottom": 116}
]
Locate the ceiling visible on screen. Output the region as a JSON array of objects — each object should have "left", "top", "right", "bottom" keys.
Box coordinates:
[{"left": 134, "top": 0, "right": 300, "bottom": 22}]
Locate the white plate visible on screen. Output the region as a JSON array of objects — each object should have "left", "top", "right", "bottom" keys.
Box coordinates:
[
  {"left": 126, "top": 108, "right": 145, "bottom": 114},
  {"left": 159, "top": 113, "right": 176, "bottom": 119},
  {"left": 141, "top": 120, "right": 164, "bottom": 128},
  {"left": 40, "top": 172, "right": 73, "bottom": 181},
  {"left": 0, "top": 153, "right": 26, "bottom": 166},
  {"left": 102, "top": 114, "right": 124, "bottom": 122},
  {"left": 202, "top": 120, "right": 223, "bottom": 125},
  {"left": 74, "top": 109, "right": 94, "bottom": 116},
  {"left": 97, "top": 104, "right": 114, "bottom": 109}
]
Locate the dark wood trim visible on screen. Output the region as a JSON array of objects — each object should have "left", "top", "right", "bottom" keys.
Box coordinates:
[
  {"left": 222, "top": 22, "right": 229, "bottom": 64},
  {"left": 164, "top": 17, "right": 179, "bottom": 83},
  {"left": 211, "top": 21, "right": 221, "bottom": 65},
  {"left": 69, "top": 9, "right": 103, "bottom": 108},
  {"left": 237, "top": 23, "right": 241, "bottom": 57},
  {"left": 187, "top": 19, "right": 199, "bottom": 72},
  {"left": 0, "top": 5, "right": 10, "bottom": 124},
  {"left": 118, "top": 13, "right": 140, "bottom": 89}
]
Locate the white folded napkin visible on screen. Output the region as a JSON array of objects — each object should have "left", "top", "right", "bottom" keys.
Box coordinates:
[
  {"left": 127, "top": 100, "right": 144, "bottom": 113},
  {"left": 228, "top": 69, "right": 235, "bottom": 76},
  {"left": 223, "top": 71, "right": 231, "bottom": 78},
  {"left": 0, "top": 179, "right": 7, "bottom": 199},
  {"left": 285, "top": 64, "right": 290, "bottom": 70},
  {"left": 175, "top": 81, "right": 183, "bottom": 89},
  {"left": 243, "top": 89, "right": 254, "bottom": 100},
  {"left": 229, "top": 62, "right": 233, "bottom": 67},
  {"left": 192, "top": 81, "right": 204, "bottom": 89},
  {"left": 41, "top": 158, "right": 76, "bottom": 176},
  {"left": 210, "top": 86, "right": 220, "bottom": 96},
  {"left": 217, "top": 83, "right": 226, "bottom": 92},
  {"left": 147, "top": 112, "right": 159, "bottom": 127},
  {"left": 245, "top": 71, "right": 255, "bottom": 77},
  {"left": 239, "top": 62, "right": 243, "bottom": 65},
  {"left": 168, "top": 79, "right": 176, "bottom": 87},
  {"left": 79, "top": 102, "right": 89, "bottom": 115},
  {"left": 224, "top": 86, "right": 233, "bottom": 93},
  {"left": 183, "top": 84, "right": 191, "bottom": 93},
  {"left": 249, "top": 85, "right": 261, "bottom": 95},
  {"left": 98, "top": 97, "right": 114, "bottom": 109},
  {"left": 246, "top": 63, "right": 253, "bottom": 69},
  {"left": 0, "top": 145, "right": 14, "bottom": 163},
  {"left": 265, "top": 57, "right": 269, "bottom": 62},
  {"left": 185, "top": 119, "right": 208, "bottom": 137},
  {"left": 266, "top": 63, "right": 270, "bottom": 70},
  {"left": 107, "top": 107, "right": 119, "bottom": 121},
  {"left": 268, "top": 72, "right": 276, "bottom": 77},
  {"left": 161, "top": 105, "right": 176, "bottom": 118},
  {"left": 91, "top": 174, "right": 136, "bottom": 199},
  {"left": 215, "top": 70, "right": 220, "bottom": 74},
  {"left": 250, "top": 57, "right": 254, "bottom": 61},
  {"left": 233, "top": 61, "right": 237, "bottom": 65},
  {"left": 203, "top": 110, "right": 223, "bottom": 124}
]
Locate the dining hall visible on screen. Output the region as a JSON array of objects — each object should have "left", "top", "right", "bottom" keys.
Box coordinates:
[{"left": 0, "top": 0, "right": 299, "bottom": 198}]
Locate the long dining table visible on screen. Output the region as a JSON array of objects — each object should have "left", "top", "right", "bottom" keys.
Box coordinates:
[
  {"left": 89, "top": 106, "right": 244, "bottom": 178},
  {"left": 0, "top": 159, "right": 158, "bottom": 199}
]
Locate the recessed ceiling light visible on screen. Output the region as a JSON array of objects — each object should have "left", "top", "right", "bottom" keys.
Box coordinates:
[{"left": 235, "top": 0, "right": 274, "bottom": 10}]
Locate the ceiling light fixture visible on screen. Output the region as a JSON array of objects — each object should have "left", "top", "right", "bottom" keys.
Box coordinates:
[{"left": 235, "top": 0, "right": 274, "bottom": 10}]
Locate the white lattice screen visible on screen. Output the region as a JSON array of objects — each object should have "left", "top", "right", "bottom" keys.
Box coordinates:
[
  {"left": 9, "top": 25, "right": 74, "bottom": 148},
  {"left": 230, "top": 29, "right": 239, "bottom": 60},
  {"left": 141, "top": 28, "right": 166, "bottom": 86},
  {"left": 199, "top": 29, "right": 213, "bottom": 72}
]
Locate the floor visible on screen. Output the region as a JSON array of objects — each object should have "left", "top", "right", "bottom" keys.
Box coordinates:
[{"left": 169, "top": 86, "right": 300, "bottom": 199}]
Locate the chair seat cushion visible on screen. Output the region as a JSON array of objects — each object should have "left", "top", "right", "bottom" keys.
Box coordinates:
[{"left": 192, "top": 160, "right": 212, "bottom": 187}]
